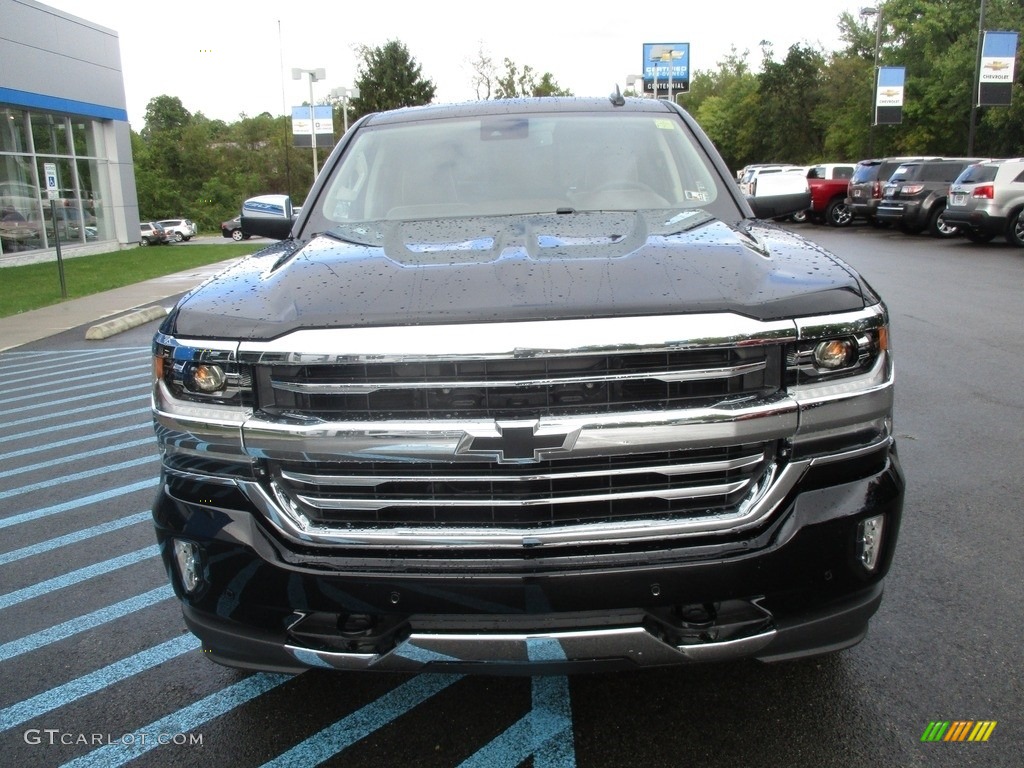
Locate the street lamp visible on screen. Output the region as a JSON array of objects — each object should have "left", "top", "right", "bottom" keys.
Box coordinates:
[
  {"left": 330, "top": 86, "right": 360, "bottom": 133},
  {"left": 292, "top": 67, "right": 326, "bottom": 178},
  {"left": 860, "top": 6, "right": 883, "bottom": 153}
]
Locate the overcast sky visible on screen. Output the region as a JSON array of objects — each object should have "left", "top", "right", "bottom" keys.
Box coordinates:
[{"left": 41, "top": 0, "right": 866, "bottom": 130}]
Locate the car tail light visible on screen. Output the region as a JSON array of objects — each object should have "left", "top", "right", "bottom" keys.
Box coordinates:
[
  {"left": 871, "top": 181, "right": 882, "bottom": 198},
  {"left": 901, "top": 184, "right": 925, "bottom": 195},
  {"left": 972, "top": 184, "right": 995, "bottom": 199}
]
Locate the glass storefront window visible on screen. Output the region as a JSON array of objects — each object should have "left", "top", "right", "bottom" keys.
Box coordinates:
[
  {"left": 30, "top": 113, "right": 71, "bottom": 156},
  {"left": 2, "top": 110, "right": 112, "bottom": 254},
  {"left": 1, "top": 109, "right": 30, "bottom": 153}
]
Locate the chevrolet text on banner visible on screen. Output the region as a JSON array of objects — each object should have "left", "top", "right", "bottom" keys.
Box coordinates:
[
  {"left": 875, "top": 66, "right": 905, "bottom": 126},
  {"left": 979, "top": 31, "right": 1018, "bottom": 107}
]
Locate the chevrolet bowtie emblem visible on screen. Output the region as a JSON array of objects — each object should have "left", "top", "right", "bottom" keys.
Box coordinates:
[{"left": 461, "top": 421, "right": 579, "bottom": 463}]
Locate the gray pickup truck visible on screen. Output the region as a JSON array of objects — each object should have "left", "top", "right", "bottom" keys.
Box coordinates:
[{"left": 151, "top": 96, "right": 903, "bottom": 674}]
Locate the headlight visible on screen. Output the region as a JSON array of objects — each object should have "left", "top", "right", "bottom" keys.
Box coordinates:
[
  {"left": 787, "top": 326, "right": 888, "bottom": 383},
  {"left": 153, "top": 337, "right": 252, "bottom": 406}
]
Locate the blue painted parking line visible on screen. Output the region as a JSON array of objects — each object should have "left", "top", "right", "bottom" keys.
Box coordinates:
[
  {"left": 0, "top": 408, "right": 150, "bottom": 445},
  {"left": 261, "top": 674, "right": 463, "bottom": 767},
  {"left": 0, "top": 437, "right": 153, "bottom": 480},
  {"left": 0, "top": 395, "right": 148, "bottom": 432},
  {"left": 459, "top": 640, "right": 576, "bottom": 768},
  {"left": 0, "top": 479, "right": 156, "bottom": 530},
  {"left": 0, "top": 374, "right": 149, "bottom": 409},
  {"left": 0, "top": 424, "right": 149, "bottom": 462},
  {"left": 0, "top": 585, "right": 173, "bottom": 663},
  {"left": 0, "top": 511, "right": 151, "bottom": 566},
  {"left": 0, "top": 634, "right": 200, "bottom": 731},
  {"left": 0, "top": 384, "right": 145, "bottom": 417},
  {"left": 0, "top": 363, "right": 149, "bottom": 398},
  {"left": 0, "top": 545, "right": 159, "bottom": 610},
  {"left": 60, "top": 672, "right": 294, "bottom": 768},
  {"left": 0, "top": 456, "right": 157, "bottom": 501}
]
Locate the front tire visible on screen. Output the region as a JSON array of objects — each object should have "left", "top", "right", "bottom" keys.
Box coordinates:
[{"left": 140, "top": 238, "right": 150, "bottom": 246}]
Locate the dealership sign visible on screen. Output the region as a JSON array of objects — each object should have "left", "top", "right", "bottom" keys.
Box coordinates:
[
  {"left": 978, "top": 31, "right": 1018, "bottom": 106},
  {"left": 291, "top": 105, "right": 335, "bottom": 149},
  {"left": 642, "top": 43, "right": 690, "bottom": 97},
  {"left": 875, "top": 66, "right": 905, "bottom": 125}
]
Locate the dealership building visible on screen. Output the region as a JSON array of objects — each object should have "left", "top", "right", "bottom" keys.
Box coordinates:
[{"left": 1, "top": 0, "right": 139, "bottom": 261}]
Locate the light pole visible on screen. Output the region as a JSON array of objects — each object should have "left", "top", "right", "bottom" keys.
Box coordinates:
[
  {"left": 292, "top": 67, "right": 326, "bottom": 178},
  {"left": 860, "top": 6, "right": 883, "bottom": 154},
  {"left": 330, "top": 86, "right": 360, "bottom": 133}
]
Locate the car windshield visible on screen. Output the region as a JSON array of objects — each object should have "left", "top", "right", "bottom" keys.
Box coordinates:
[{"left": 312, "top": 112, "right": 724, "bottom": 232}]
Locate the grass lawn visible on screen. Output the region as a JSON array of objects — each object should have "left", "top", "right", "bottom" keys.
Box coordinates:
[{"left": 0, "top": 242, "right": 263, "bottom": 318}]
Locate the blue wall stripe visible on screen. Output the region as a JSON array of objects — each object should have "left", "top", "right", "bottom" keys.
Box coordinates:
[
  {"left": 0, "top": 585, "right": 172, "bottom": 663},
  {"left": 0, "top": 546, "right": 159, "bottom": 610},
  {"left": 0, "top": 87, "right": 128, "bottom": 122},
  {"left": 0, "top": 438, "right": 153, "bottom": 479},
  {"left": 0, "top": 511, "right": 151, "bottom": 565},
  {"left": 0, "top": 479, "right": 157, "bottom": 530},
  {"left": 0, "top": 409, "right": 151, "bottom": 444},
  {"left": 261, "top": 674, "right": 463, "bottom": 768},
  {"left": 0, "top": 634, "right": 200, "bottom": 731},
  {"left": 0, "top": 424, "right": 148, "bottom": 461},
  {"left": 0, "top": 456, "right": 156, "bottom": 500},
  {"left": 0, "top": 396, "right": 148, "bottom": 432},
  {"left": 60, "top": 673, "right": 293, "bottom": 767}
]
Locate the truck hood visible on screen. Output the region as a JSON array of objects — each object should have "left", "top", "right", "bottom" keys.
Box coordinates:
[{"left": 167, "top": 211, "right": 872, "bottom": 340}]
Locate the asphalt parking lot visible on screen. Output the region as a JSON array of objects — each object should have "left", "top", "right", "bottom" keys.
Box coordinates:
[{"left": 1, "top": 222, "right": 1021, "bottom": 767}]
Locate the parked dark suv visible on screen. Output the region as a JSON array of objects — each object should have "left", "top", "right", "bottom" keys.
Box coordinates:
[
  {"left": 875, "top": 158, "right": 986, "bottom": 237},
  {"left": 846, "top": 157, "right": 940, "bottom": 226}
]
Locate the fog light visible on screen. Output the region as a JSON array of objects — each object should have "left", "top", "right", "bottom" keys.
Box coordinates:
[
  {"left": 857, "top": 515, "right": 885, "bottom": 572},
  {"left": 173, "top": 539, "right": 204, "bottom": 594}
]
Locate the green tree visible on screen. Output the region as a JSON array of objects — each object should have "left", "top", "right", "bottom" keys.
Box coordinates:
[
  {"left": 350, "top": 40, "right": 436, "bottom": 116},
  {"left": 469, "top": 49, "right": 572, "bottom": 99},
  {"left": 683, "top": 48, "right": 762, "bottom": 173}
]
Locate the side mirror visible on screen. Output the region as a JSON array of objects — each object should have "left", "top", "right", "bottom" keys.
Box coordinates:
[
  {"left": 745, "top": 174, "right": 811, "bottom": 220},
  {"left": 240, "top": 194, "right": 294, "bottom": 240}
]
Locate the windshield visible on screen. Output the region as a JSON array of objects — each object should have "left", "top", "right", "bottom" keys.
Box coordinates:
[{"left": 311, "top": 112, "right": 726, "bottom": 233}]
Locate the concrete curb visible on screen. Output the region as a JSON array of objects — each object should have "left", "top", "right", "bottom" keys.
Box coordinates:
[{"left": 85, "top": 305, "right": 168, "bottom": 340}]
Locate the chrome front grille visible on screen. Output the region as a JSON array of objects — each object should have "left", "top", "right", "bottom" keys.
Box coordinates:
[
  {"left": 267, "top": 442, "right": 777, "bottom": 530},
  {"left": 255, "top": 347, "right": 781, "bottom": 420}
]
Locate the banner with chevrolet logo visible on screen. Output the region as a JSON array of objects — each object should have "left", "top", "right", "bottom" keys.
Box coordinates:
[
  {"left": 979, "top": 31, "right": 1018, "bottom": 107},
  {"left": 875, "top": 66, "right": 905, "bottom": 125}
]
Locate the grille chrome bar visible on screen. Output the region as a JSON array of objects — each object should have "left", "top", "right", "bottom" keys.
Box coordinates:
[
  {"left": 292, "top": 480, "right": 750, "bottom": 512},
  {"left": 278, "top": 451, "right": 766, "bottom": 488},
  {"left": 269, "top": 360, "right": 768, "bottom": 395}
]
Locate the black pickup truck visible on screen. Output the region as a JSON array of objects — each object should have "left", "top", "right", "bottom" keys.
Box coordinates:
[{"left": 151, "top": 97, "right": 903, "bottom": 674}]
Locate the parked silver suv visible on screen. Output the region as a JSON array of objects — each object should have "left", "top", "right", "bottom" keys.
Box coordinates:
[
  {"left": 158, "top": 218, "right": 198, "bottom": 242},
  {"left": 944, "top": 159, "right": 1024, "bottom": 246}
]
